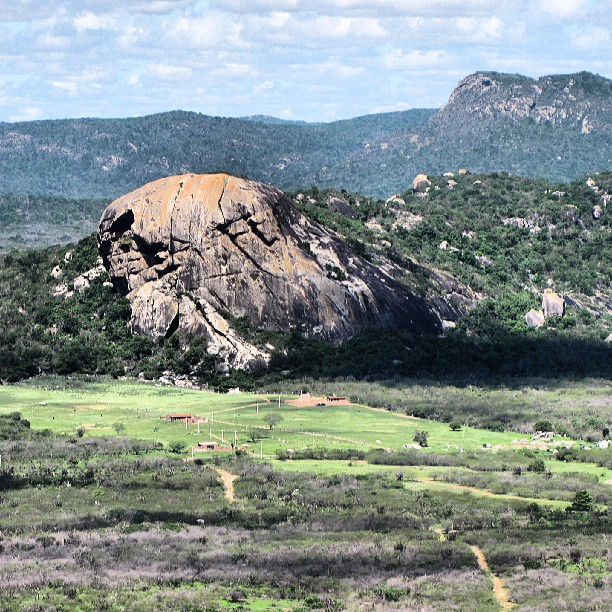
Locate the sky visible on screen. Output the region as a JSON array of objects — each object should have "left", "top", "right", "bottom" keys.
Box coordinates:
[{"left": 0, "top": 0, "right": 610, "bottom": 123}]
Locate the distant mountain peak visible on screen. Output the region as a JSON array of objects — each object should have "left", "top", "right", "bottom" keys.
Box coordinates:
[
  {"left": 240, "top": 114, "right": 312, "bottom": 125},
  {"left": 440, "top": 70, "right": 611, "bottom": 132}
]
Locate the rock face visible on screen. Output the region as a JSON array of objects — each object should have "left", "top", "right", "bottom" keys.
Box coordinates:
[
  {"left": 413, "top": 174, "right": 431, "bottom": 192},
  {"left": 439, "top": 72, "right": 611, "bottom": 132},
  {"left": 542, "top": 290, "right": 565, "bottom": 318},
  {"left": 326, "top": 193, "right": 355, "bottom": 219},
  {"left": 526, "top": 309, "right": 545, "bottom": 328},
  {"left": 98, "top": 173, "right": 442, "bottom": 368}
]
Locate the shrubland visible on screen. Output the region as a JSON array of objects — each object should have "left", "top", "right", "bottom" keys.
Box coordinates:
[{"left": 0, "top": 412, "right": 608, "bottom": 610}]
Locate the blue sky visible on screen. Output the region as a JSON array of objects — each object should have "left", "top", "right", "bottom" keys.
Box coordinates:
[{"left": 0, "top": 0, "right": 609, "bottom": 123}]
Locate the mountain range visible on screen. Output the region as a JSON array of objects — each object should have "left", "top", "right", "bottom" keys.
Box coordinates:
[{"left": 0, "top": 71, "right": 609, "bottom": 200}]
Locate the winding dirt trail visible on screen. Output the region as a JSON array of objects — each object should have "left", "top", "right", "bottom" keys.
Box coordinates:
[
  {"left": 470, "top": 545, "right": 515, "bottom": 610},
  {"left": 214, "top": 467, "right": 238, "bottom": 501},
  {"left": 431, "top": 526, "right": 514, "bottom": 609},
  {"left": 416, "top": 477, "right": 559, "bottom": 506}
]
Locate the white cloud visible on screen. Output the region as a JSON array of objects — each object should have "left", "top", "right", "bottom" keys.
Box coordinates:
[
  {"left": 50, "top": 80, "right": 78, "bottom": 94},
  {"left": 570, "top": 27, "right": 611, "bottom": 51},
  {"left": 148, "top": 62, "right": 193, "bottom": 80},
  {"left": 9, "top": 106, "right": 43, "bottom": 122},
  {"left": 214, "top": 0, "right": 506, "bottom": 17},
  {"left": 221, "top": 62, "right": 255, "bottom": 77},
  {"left": 539, "top": 0, "right": 585, "bottom": 18},
  {"left": 166, "top": 14, "right": 245, "bottom": 49},
  {"left": 456, "top": 16, "right": 503, "bottom": 40},
  {"left": 73, "top": 12, "right": 118, "bottom": 32},
  {"left": 383, "top": 50, "right": 448, "bottom": 70},
  {"left": 290, "top": 60, "right": 365, "bottom": 78},
  {"left": 36, "top": 33, "right": 72, "bottom": 50}
]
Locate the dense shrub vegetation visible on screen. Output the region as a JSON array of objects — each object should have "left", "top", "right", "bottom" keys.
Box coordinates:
[{"left": 0, "top": 419, "right": 608, "bottom": 610}]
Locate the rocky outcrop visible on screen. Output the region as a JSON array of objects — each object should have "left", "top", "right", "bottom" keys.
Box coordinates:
[
  {"left": 542, "top": 289, "right": 565, "bottom": 318},
  {"left": 326, "top": 193, "right": 355, "bottom": 219},
  {"left": 412, "top": 174, "right": 430, "bottom": 193},
  {"left": 503, "top": 217, "right": 532, "bottom": 229},
  {"left": 439, "top": 72, "right": 611, "bottom": 133},
  {"left": 525, "top": 309, "right": 545, "bottom": 328},
  {"left": 98, "top": 173, "right": 443, "bottom": 369}
]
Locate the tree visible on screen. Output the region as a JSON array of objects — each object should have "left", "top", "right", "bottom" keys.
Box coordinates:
[
  {"left": 263, "top": 413, "right": 284, "bottom": 430},
  {"left": 449, "top": 421, "right": 462, "bottom": 431},
  {"left": 569, "top": 490, "right": 592, "bottom": 512},
  {"left": 534, "top": 420, "right": 554, "bottom": 432},
  {"left": 602, "top": 427, "right": 610, "bottom": 439},
  {"left": 527, "top": 458, "right": 546, "bottom": 473},
  {"left": 112, "top": 422, "right": 125, "bottom": 434},
  {"left": 167, "top": 441, "right": 186, "bottom": 454},
  {"left": 413, "top": 430, "right": 428, "bottom": 447},
  {"left": 247, "top": 428, "right": 265, "bottom": 443}
]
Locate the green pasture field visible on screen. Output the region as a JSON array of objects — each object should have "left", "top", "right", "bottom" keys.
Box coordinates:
[
  {"left": 2, "top": 377, "right": 610, "bottom": 489},
  {"left": 0, "top": 377, "right": 576, "bottom": 453}
]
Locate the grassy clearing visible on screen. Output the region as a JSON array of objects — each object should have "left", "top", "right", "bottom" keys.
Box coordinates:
[
  {"left": 283, "top": 378, "right": 612, "bottom": 439},
  {"left": 1, "top": 378, "right": 607, "bottom": 471},
  {"left": 0, "top": 378, "right": 578, "bottom": 460}
]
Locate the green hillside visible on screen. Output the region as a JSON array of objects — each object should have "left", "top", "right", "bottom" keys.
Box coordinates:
[
  {"left": 0, "top": 108, "right": 435, "bottom": 199},
  {"left": 0, "top": 172, "right": 609, "bottom": 401},
  {"left": 0, "top": 193, "right": 108, "bottom": 251},
  {"left": 0, "top": 71, "right": 609, "bottom": 199}
]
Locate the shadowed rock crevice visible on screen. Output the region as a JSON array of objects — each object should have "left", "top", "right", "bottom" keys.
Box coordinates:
[{"left": 98, "top": 173, "right": 445, "bottom": 369}]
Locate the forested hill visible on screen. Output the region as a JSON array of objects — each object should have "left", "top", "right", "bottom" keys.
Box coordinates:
[
  {"left": 0, "top": 71, "right": 609, "bottom": 199},
  {"left": 0, "top": 171, "right": 609, "bottom": 388},
  {"left": 0, "top": 108, "right": 435, "bottom": 199}
]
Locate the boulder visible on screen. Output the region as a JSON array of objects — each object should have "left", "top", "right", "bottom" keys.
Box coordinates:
[
  {"left": 74, "top": 276, "right": 90, "bottom": 293},
  {"left": 53, "top": 283, "right": 69, "bottom": 297},
  {"left": 592, "top": 205, "right": 604, "bottom": 219},
  {"left": 503, "top": 217, "right": 531, "bottom": 229},
  {"left": 412, "top": 174, "right": 431, "bottom": 192},
  {"left": 525, "top": 309, "right": 545, "bottom": 328},
  {"left": 99, "top": 173, "right": 442, "bottom": 369},
  {"left": 326, "top": 193, "right": 355, "bottom": 218},
  {"left": 542, "top": 289, "right": 565, "bottom": 318},
  {"left": 476, "top": 255, "right": 494, "bottom": 268},
  {"left": 51, "top": 266, "right": 63, "bottom": 280}
]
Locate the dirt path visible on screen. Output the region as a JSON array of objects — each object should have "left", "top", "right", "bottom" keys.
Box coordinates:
[
  {"left": 355, "top": 403, "right": 419, "bottom": 420},
  {"left": 211, "top": 397, "right": 271, "bottom": 415},
  {"left": 470, "top": 545, "right": 515, "bottom": 609},
  {"left": 214, "top": 468, "right": 238, "bottom": 501},
  {"left": 430, "top": 526, "right": 514, "bottom": 609},
  {"left": 416, "top": 477, "right": 559, "bottom": 506}
]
